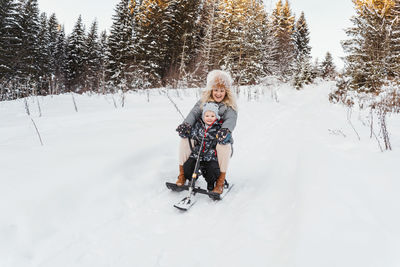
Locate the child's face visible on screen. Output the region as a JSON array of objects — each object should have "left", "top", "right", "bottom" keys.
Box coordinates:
[{"left": 203, "top": 111, "right": 217, "bottom": 125}]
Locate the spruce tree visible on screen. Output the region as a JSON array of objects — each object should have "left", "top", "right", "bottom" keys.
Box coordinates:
[
  {"left": 47, "top": 13, "right": 66, "bottom": 94},
  {"left": 17, "top": 0, "right": 41, "bottom": 85},
  {"left": 85, "top": 20, "right": 101, "bottom": 92},
  {"left": 192, "top": 0, "right": 271, "bottom": 85},
  {"left": 215, "top": 0, "right": 247, "bottom": 79},
  {"left": 200, "top": 0, "right": 266, "bottom": 84},
  {"left": 388, "top": 0, "right": 400, "bottom": 80},
  {"left": 195, "top": 0, "right": 223, "bottom": 79},
  {"left": 311, "top": 57, "right": 321, "bottom": 79},
  {"left": 320, "top": 51, "right": 336, "bottom": 80},
  {"left": 47, "top": 14, "right": 59, "bottom": 78},
  {"left": 65, "top": 15, "right": 86, "bottom": 92},
  {"left": 107, "top": 0, "right": 134, "bottom": 89},
  {"left": 260, "top": 12, "right": 277, "bottom": 77},
  {"left": 36, "top": 12, "right": 51, "bottom": 94},
  {"left": 342, "top": 0, "right": 394, "bottom": 93},
  {"left": 163, "top": 0, "right": 202, "bottom": 86},
  {"left": 238, "top": 0, "right": 269, "bottom": 85},
  {"left": 293, "top": 11, "right": 313, "bottom": 89},
  {"left": 270, "top": 0, "right": 296, "bottom": 80},
  {"left": 98, "top": 30, "right": 108, "bottom": 93},
  {"left": 54, "top": 25, "right": 67, "bottom": 94},
  {"left": 293, "top": 12, "right": 311, "bottom": 61},
  {"left": 135, "top": 0, "right": 169, "bottom": 87},
  {"left": 47, "top": 14, "right": 58, "bottom": 72},
  {"left": 0, "top": 0, "right": 22, "bottom": 81}
]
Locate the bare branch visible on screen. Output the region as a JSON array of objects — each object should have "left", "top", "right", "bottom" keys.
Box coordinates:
[
  {"left": 347, "top": 107, "right": 361, "bottom": 140},
  {"left": 30, "top": 118, "right": 43, "bottom": 146},
  {"left": 166, "top": 90, "right": 185, "bottom": 120}
]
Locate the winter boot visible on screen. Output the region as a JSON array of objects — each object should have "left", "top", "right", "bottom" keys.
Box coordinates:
[
  {"left": 175, "top": 165, "right": 186, "bottom": 186},
  {"left": 212, "top": 172, "right": 226, "bottom": 194},
  {"left": 207, "top": 181, "right": 215, "bottom": 191}
]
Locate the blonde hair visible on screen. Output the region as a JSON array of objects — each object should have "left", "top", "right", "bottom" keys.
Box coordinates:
[{"left": 200, "top": 83, "right": 238, "bottom": 111}]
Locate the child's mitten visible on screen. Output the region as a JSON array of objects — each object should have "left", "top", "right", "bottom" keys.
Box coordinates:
[
  {"left": 176, "top": 122, "right": 192, "bottom": 138},
  {"left": 216, "top": 128, "right": 231, "bottom": 144}
]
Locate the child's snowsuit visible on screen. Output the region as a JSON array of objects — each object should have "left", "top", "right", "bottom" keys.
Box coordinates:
[{"left": 183, "top": 118, "right": 222, "bottom": 189}]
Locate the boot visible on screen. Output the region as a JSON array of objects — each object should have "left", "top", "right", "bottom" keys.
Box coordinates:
[
  {"left": 212, "top": 172, "right": 226, "bottom": 194},
  {"left": 175, "top": 165, "right": 186, "bottom": 186},
  {"left": 207, "top": 181, "right": 215, "bottom": 191}
]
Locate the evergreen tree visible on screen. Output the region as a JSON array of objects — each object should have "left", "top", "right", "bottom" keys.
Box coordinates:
[
  {"left": 215, "top": 0, "right": 247, "bottom": 78},
  {"left": 238, "top": 0, "right": 269, "bottom": 85},
  {"left": 36, "top": 12, "right": 51, "bottom": 94},
  {"left": 85, "top": 20, "right": 101, "bottom": 92},
  {"left": 197, "top": 0, "right": 268, "bottom": 85},
  {"left": 293, "top": 11, "right": 313, "bottom": 89},
  {"left": 320, "top": 51, "right": 336, "bottom": 79},
  {"left": 342, "top": 0, "right": 394, "bottom": 93},
  {"left": 260, "top": 12, "right": 277, "bottom": 77},
  {"left": 194, "top": 0, "right": 223, "bottom": 80},
  {"left": 65, "top": 15, "right": 86, "bottom": 92},
  {"left": 270, "top": 0, "right": 296, "bottom": 80},
  {"left": 293, "top": 59, "right": 313, "bottom": 89},
  {"left": 311, "top": 57, "right": 321, "bottom": 79},
  {"left": 293, "top": 12, "right": 311, "bottom": 61},
  {"left": 47, "top": 13, "right": 66, "bottom": 94},
  {"left": 0, "top": 0, "right": 22, "bottom": 81},
  {"left": 388, "top": 0, "right": 400, "bottom": 79},
  {"left": 17, "top": 0, "right": 41, "bottom": 84},
  {"left": 107, "top": 0, "right": 134, "bottom": 89},
  {"left": 98, "top": 30, "right": 108, "bottom": 93},
  {"left": 135, "top": 0, "right": 169, "bottom": 87},
  {"left": 54, "top": 25, "right": 67, "bottom": 94},
  {"left": 163, "top": 0, "right": 202, "bottom": 86},
  {"left": 47, "top": 13, "right": 59, "bottom": 78}
]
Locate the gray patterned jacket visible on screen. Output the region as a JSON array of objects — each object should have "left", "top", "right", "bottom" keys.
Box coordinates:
[{"left": 189, "top": 119, "right": 222, "bottom": 162}]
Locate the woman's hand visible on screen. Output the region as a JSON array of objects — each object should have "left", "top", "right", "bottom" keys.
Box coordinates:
[
  {"left": 176, "top": 122, "right": 192, "bottom": 138},
  {"left": 216, "top": 128, "right": 231, "bottom": 144}
]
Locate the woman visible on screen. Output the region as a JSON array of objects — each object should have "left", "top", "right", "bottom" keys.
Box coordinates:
[{"left": 175, "top": 70, "right": 238, "bottom": 194}]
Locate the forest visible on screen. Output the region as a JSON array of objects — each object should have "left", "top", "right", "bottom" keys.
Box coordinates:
[{"left": 0, "top": 0, "right": 337, "bottom": 100}]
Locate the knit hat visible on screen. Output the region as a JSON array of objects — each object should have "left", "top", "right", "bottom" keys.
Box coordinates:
[
  {"left": 202, "top": 102, "right": 220, "bottom": 120},
  {"left": 206, "top": 70, "right": 233, "bottom": 91}
]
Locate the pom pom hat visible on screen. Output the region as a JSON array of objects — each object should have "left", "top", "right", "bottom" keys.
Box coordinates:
[
  {"left": 206, "top": 70, "right": 233, "bottom": 90},
  {"left": 202, "top": 102, "right": 220, "bottom": 120}
]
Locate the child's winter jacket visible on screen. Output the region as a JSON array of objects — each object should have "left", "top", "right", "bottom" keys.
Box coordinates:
[{"left": 189, "top": 118, "right": 222, "bottom": 162}]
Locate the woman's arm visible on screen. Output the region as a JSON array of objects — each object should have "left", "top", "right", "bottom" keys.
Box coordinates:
[
  {"left": 183, "top": 100, "right": 202, "bottom": 126},
  {"left": 221, "top": 107, "right": 237, "bottom": 132}
]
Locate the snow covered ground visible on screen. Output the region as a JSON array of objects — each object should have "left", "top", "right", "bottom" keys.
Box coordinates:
[{"left": 1, "top": 81, "right": 400, "bottom": 267}]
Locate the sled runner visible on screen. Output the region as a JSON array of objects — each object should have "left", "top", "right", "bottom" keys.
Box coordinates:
[
  {"left": 166, "top": 181, "right": 233, "bottom": 201},
  {"left": 166, "top": 181, "right": 233, "bottom": 211}
]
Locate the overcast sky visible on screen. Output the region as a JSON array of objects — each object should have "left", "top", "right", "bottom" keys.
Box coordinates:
[{"left": 38, "top": 0, "right": 355, "bottom": 69}]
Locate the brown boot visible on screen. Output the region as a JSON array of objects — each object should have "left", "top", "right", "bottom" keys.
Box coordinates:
[
  {"left": 175, "top": 165, "right": 186, "bottom": 186},
  {"left": 212, "top": 172, "right": 226, "bottom": 194}
]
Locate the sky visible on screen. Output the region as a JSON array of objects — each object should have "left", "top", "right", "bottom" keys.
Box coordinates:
[{"left": 38, "top": 0, "right": 356, "bottom": 69}]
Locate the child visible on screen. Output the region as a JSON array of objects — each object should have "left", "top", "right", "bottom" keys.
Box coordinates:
[{"left": 177, "top": 102, "right": 222, "bottom": 191}]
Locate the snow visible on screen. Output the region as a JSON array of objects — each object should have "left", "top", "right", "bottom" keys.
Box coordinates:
[{"left": 1, "top": 81, "right": 400, "bottom": 267}]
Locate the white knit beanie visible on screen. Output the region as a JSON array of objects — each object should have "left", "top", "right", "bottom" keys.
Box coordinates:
[{"left": 202, "top": 102, "right": 220, "bottom": 120}]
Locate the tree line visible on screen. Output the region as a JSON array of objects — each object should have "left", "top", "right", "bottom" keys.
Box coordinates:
[
  {"left": 331, "top": 0, "right": 400, "bottom": 151},
  {"left": 338, "top": 0, "right": 400, "bottom": 94},
  {"left": 0, "top": 0, "right": 337, "bottom": 101}
]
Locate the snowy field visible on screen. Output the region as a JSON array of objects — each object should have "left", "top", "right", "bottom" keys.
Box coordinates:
[{"left": 1, "top": 81, "right": 400, "bottom": 267}]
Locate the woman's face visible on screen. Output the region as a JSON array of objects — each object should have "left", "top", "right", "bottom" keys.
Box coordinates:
[{"left": 212, "top": 87, "right": 226, "bottom": 103}]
